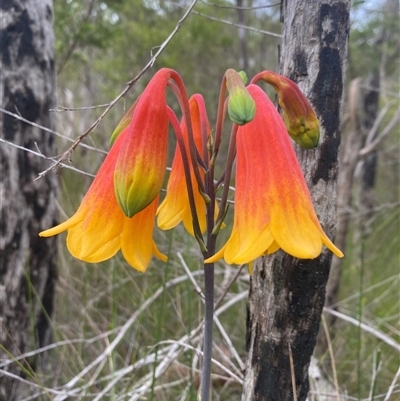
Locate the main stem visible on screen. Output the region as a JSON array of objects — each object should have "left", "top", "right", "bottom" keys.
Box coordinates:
[
  {"left": 200, "top": 170, "right": 217, "bottom": 400},
  {"left": 200, "top": 258, "right": 215, "bottom": 401},
  {"left": 196, "top": 70, "right": 234, "bottom": 400}
]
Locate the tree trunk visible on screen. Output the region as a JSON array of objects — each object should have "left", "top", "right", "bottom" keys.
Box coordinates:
[
  {"left": 242, "top": 1, "right": 350, "bottom": 400},
  {"left": 319, "top": 78, "right": 364, "bottom": 352},
  {"left": 0, "top": 1, "right": 58, "bottom": 399},
  {"left": 323, "top": 0, "right": 398, "bottom": 341}
]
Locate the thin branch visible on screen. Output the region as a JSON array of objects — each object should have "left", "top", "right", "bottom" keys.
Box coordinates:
[
  {"left": 177, "top": 253, "right": 245, "bottom": 374},
  {"left": 53, "top": 271, "right": 204, "bottom": 401},
  {"left": 36, "top": 0, "right": 200, "bottom": 181},
  {"left": 0, "top": 329, "right": 122, "bottom": 368},
  {"left": 157, "top": 340, "right": 243, "bottom": 384},
  {"left": 321, "top": 315, "right": 341, "bottom": 401},
  {"left": 50, "top": 104, "right": 110, "bottom": 112},
  {"left": 0, "top": 369, "right": 71, "bottom": 397},
  {"left": 362, "top": 84, "right": 400, "bottom": 99},
  {"left": 383, "top": 366, "right": 400, "bottom": 401},
  {"left": 358, "top": 108, "right": 400, "bottom": 158},
  {"left": 288, "top": 342, "right": 297, "bottom": 401},
  {"left": 364, "top": 100, "right": 396, "bottom": 146},
  {"left": 214, "top": 263, "right": 245, "bottom": 309},
  {"left": 0, "top": 138, "right": 95, "bottom": 178},
  {"left": 168, "top": 1, "right": 281, "bottom": 38},
  {"left": 0, "top": 107, "right": 107, "bottom": 154},
  {"left": 199, "top": 0, "right": 280, "bottom": 11},
  {"left": 323, "top": 307, "right": 400, "bottom": 352}
]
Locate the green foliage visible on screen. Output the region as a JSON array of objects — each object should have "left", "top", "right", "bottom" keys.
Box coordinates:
[{"left": 348, "top": 0, "right": 399, "bottom": 79}]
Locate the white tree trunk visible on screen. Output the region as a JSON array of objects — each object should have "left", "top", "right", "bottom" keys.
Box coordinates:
[{"left": 0, "top": 1, "right": 58, "bottom": 399}]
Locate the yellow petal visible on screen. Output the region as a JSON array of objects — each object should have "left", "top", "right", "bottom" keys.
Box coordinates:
[
  {"left": 39, "top": 212, "right": 82, "bottom": 237},
  {"left": 121, "top": 198, "right": 166, "bottom": 272}
]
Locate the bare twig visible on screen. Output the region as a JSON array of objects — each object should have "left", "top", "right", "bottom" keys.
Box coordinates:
[
  {"left": 199, "top": 0, "right": 280, "bottom": 11},
  {"left": 0, "top": 328, "right": 122, "bottom": 368},
  {"left": 53, "top": 271, "right": 204, "bottom": 401},
  {"left": 323, "top": 307, "right": 400, "bottom": 352},
  {"left": 214, "top": 263, "right": 245, "bottom": 309},
  {"left": 0, "top": 107, "right": 107, "bottom": 154},
  {"left": 156, "top": 340, "right": 243, "bottom": 384},
  {"left": 36, "top": 0, "right": 200, "bottom": 181},
  {"left": 321, "top": 314, "right": 341, "bottom": 401},
  {"left": 177, "top": 252, "right": 245, "bottom": 372},
  {"left": 288, "top": 341, "right": 298, "bottom": 401},
  {"left": 0, "top": 138, "right": 95, "bottom": 178},
  {"left": 364, "top": 100, "right": 396, "bottom": 146},
  {"left": 383, "top": 366, "right": 400, "bottom": 401},
  {"left": 168, "top": 1, "right": 282, "bottom": 38},
  {"left": 50, "top": 104, "right": 110, "bottom": 112},
  {"left": 358, "top": 108, "right": 400, "bottom": 159}
]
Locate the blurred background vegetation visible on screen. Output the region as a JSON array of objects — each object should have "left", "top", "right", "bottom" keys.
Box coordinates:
[{"left": 15, "top": 0, "right": 399, "bottom": 399}]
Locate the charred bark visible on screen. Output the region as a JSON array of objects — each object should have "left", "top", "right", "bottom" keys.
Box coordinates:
[
  {"left": 0, "top": 1, "right": 58, "bottom": 399},
  {"left": 242, "top": 1, "right": 350, "bottom": 400},
  {"left": 324, "top": 0, "right": 398, "bottom": 341}
]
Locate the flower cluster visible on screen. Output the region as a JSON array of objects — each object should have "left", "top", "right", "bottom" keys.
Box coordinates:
[{"left": 40, "top": 68, "right": 343, "bottom": 272}]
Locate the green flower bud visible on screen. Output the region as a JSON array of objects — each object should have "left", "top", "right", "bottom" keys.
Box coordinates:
[
  {"left": 225, "top": 69, "right": 256, "bottom": 125},
  {"left": 251, "top": 70, "right": 320, "bottom": 149}
]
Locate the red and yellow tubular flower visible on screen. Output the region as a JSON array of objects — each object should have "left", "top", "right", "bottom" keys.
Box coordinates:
[
  {"left": 206, "top": 84, "right": 343, "bottom": 265},
  {"left": 114, "top": 68, "right": 172, "bottom": 218},
  {"left": 39, "top": 128, "right": 167, "bottom": 273},
  {"left": 157, "top": 95, "right": 211, "bottom": 235},
  {"left": 252, "top": 71, "right": 320, "bottom": 149}
]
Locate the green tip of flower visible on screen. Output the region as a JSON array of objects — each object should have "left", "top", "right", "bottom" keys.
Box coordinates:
[
  {"left": 110, "top": 126, "right": 124, "bottom": 146},
  {"left": 110, "top": 99, "right": 139, "bottom": 146},
  {"left": 227, "top": 90, "right": 256, "bottom": 125},
  {"left": 290, "top": 129, "right": 320, "bottom": 149},
  {"left": 238, "top": 71, "right": 248, "bottom": 85},
  {"left": 114, "top": 178, "right": 155, "bottom": 219},
  {"left": 284, "top": 113, "right": 320, "bottom": 149}
]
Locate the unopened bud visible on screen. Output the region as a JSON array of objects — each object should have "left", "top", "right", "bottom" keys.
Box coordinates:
[
  {"left": 252, "top": 71, "right": 320, "bottom": 148},
  {"left": 282, "top": 109, "right": 320, "bottom": 149},
  {"left": 225, "top": 69, "right": 255, "bottom": 125}
]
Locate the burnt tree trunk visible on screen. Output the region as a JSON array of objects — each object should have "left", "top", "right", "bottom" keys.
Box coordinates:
[
  {"left": 324, "top": 0, "right": 398, "bottom": 341},
  {"left": 242, "top": 1, "right": 350, "bottom": 400},
  {"left": 0, "top": 1, "right": 58, "bottom": 399}
]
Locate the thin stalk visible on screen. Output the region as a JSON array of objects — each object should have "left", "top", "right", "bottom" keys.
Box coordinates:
[
  {"left": 200, "top": 200, "right": 217, "bottom": 401},
  {"left": 168, "top": 74, "right": 208, "bottom": 198},
  {"left": 166, "top": 71, "right": 236, "bottom": 401},
  {"left": 215, "top": 124, "right": 238, "bottom": 226},
  {"left": 198, "top": 74, "right": 231, "bottom": 401},
  {"left": 166, "top": 108, "right": 205, "bottom": 250},
  {"left": 200, "top": 259, "right": 215, "bottom": 401},
  {"left": 199, "top": 105, "right": 218, "bottom": 401},
  {"left": 212, "top": 75, "right": 228, "bottom": 161}
]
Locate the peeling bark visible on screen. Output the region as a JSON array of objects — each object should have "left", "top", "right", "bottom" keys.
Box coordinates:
[
  {"left": 242, "top": 1, "right": 350, "bottom": 400},
  {"left": 0, "top": 1, "right": 58, "bottom": 399}
]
